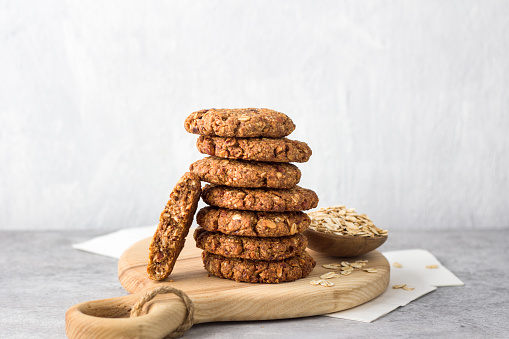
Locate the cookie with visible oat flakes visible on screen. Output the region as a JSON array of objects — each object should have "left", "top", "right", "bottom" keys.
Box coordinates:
[
  {"left": 201, "top": 184, "right": 319, "bottom": 212},
  {"left": 184, "top": 108, "right": 295, "bottom": 138},
  {"left": 196, "top": 136, "right": 312, "bottom": 163},
  {"left": 202, "top": 250, "right": 316, "bottom": 283},
  {"left": 194, "top": 227, "right": 308, "bottom": 261},
  {"left": 147, "top": 172, "right": 201, "bottom": 281},
  {"left": 196, "top": 206, "right": 311, "bottom": 237},
  {"left": 189, "top": 156, "right": 301, "bottom": 189}
]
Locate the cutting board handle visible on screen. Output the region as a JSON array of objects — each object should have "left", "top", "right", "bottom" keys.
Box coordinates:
[{"left": 65, "top": 289, "right": 190, "bottom": 339}]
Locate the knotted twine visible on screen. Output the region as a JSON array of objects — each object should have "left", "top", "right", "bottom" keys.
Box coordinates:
[{"left": 130, "top": 286, "right": 195, "bottom": 339}]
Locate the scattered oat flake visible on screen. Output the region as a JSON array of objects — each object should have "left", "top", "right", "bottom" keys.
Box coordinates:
[
  {"left": 320, "top": 280, "right": 335, "bottom": 287},
  {"left": 322, "top": 259, "right": 369, "bottom": 278},
  {"left": 393, "top": 262, "right": 403, "bottom": 268},
  {"left": 392, "top": 284, "right": 407, "bottom": 289},
  {"left": 364, "top": 268, "right": 377, "bottom": 273},
  {"left": 426, "top": 265, "right": 439, "bottom": 269},
  {"left": 320, "top": 272, "right": 339, "bottom": 279},
  {"left": 322, "top": 264, "right": 340, "bottom": 269},
  {"left": 402, "top": 286, "right": 415, "bottom": 291},
  {"left": 310, "top": 279, "right": 335, "bottom": 287}
]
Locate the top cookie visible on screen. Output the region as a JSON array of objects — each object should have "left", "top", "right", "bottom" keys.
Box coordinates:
[{"left": 185, "top": 108, "right": 295, "bottom": 138}]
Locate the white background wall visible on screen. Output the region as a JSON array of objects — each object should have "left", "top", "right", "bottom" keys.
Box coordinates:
[{"left": 1, "top": 0, "right": 508, "bottom": 231}]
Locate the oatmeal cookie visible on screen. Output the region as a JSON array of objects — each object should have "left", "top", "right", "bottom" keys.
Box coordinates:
[
  {"left": 201, "top": 184, "right": 319, "bottom": 212},
  {"left": 196, "top": 136, "right": 312, "bottom": 163},
  {"left": 202, "top": 250, "right": 316, "bottom": 283},
  {"left": 196, "top": 206, "right": 311, "bottom": 237},
  {"left": 184, "top": 108, "right": 295, "bottom": 138},
  {"left": 189, "top": 156, "right": 301, "bottom": 189},
  {"left": 194, "top": 227, "right": 308, "bottom": 260},
  {"left": 147, "top": 172, "right": 201, "bottom": 280}
]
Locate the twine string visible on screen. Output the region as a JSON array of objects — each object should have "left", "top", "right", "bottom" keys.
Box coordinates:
[{"left": 130, "top": 286, "right": 195, "bottom": 339}]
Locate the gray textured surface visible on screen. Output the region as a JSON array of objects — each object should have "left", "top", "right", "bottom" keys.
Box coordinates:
[
  {"left": 1, "top": 1, "right": 509, "bottom": 231},
  {"left": 0, "top": 230, "right": 507, "bottom": 338}
]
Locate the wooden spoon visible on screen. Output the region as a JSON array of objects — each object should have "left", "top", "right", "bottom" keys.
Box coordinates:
[{"left": 303, "top": 229, "right": 388, "bottom": 257}]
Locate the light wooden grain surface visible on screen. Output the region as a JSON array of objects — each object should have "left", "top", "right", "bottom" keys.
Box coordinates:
[
  {"left": 119, "top": 236, "right": 390, "bottom": 322},
  {"left": 66, "top": 236, "right": 389, "bottom": 338}
]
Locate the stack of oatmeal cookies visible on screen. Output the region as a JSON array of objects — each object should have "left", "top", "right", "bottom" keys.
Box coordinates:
[{"left": 185, "top": 108, "right": 319, "bottom": 283}]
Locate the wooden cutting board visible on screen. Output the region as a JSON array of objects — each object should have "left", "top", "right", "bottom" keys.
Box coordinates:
[{"left": 66, "top": 236, "right": 389, "bottom": 339}]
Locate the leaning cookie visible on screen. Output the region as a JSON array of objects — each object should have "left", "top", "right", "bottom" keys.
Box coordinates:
[
  {"left": 201, "top": 184, "right": 319, "bottom": 212},
  {"left": 147, "top": 172, "right": 202, "bottom": 281},
  {"left": 190, "top": 156, "right": 301, "bottom": 189},
  {"left": 185, "top": 108, "right": 295, "bottom": 138},
  {"left": 194, "top": 227, "right": 308, "bottom": 261},
  {"left": 202, "top": 251, "right": 316, "bottom": 283},
  {"left": 196, "top": 206, "right": 311, "bottom": 237},
  {"left": 196, "top": 136, "right": 312, "bottom": 163}
]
